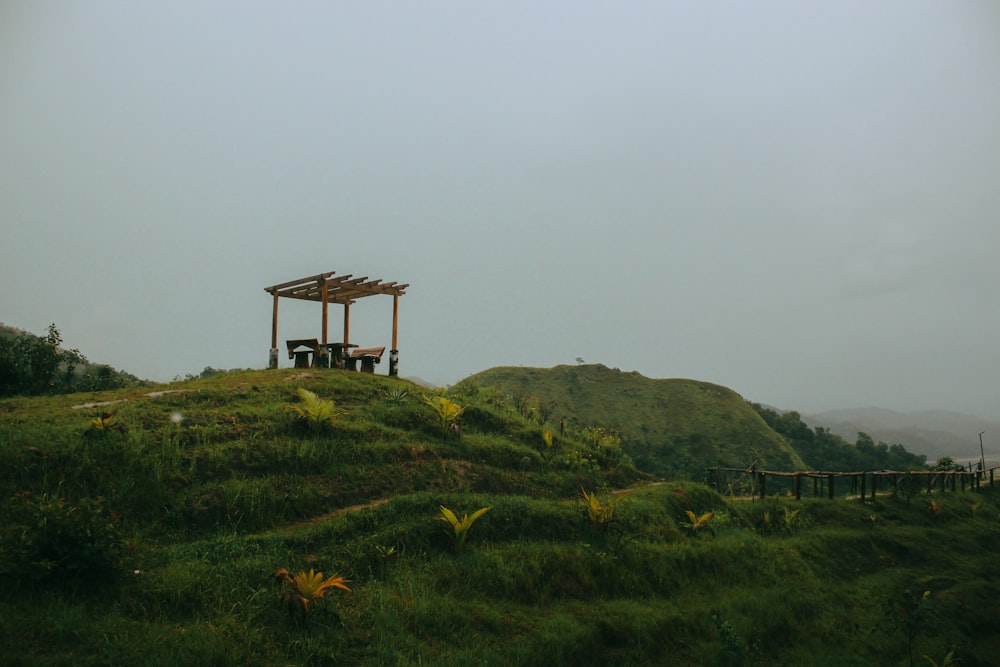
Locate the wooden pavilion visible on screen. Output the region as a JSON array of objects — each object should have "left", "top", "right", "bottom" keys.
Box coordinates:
[{"left": 264, "top": 271, "right": 407, "bottom": 376}]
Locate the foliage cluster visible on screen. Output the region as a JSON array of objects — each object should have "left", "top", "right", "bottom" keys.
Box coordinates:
[{"left": 0, "top": 323, "right": 143, "bottom": 397}]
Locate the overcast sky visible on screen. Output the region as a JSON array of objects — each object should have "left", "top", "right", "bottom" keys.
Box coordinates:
[{"left": 2, "top": 1, "right": 999, "bottom": 418}]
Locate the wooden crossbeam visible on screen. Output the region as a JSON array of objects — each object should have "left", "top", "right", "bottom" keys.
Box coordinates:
[{"left": 265, "top": 272, "right": 406, "bottom": 304}]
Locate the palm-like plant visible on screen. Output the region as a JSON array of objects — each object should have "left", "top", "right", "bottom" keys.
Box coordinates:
[
  {"left": 274, "top": 567, "right": 351, "bottom": 620},
  {"left": 286, "top": 388, "right": 340, "bottom": 432},
  {"left": 422, "top": 395, "right": 465, "bottom": 437},
  {"left": 580, "top": 487, "right": 631, "bottom": 524},
  {"left": 437, "top": 505, "right": 490, "bottom": 553},
  {"left": 684, "top": 510, "right": 715, "bottom": 537},
  {"left": 90, "top": 412, "right": 116, "bottom": 430}
]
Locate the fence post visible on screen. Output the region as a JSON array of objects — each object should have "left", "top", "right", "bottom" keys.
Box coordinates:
[
  {"left": 759, "top": 472, "right": 766, "bottom": 499},
  {"left": 828, "top": 474, "right": 835, "bottom": 499},
  {"left": 870, "top": 474, "right": 878, "bottom": 502},
  {"left": 795, "top": 474, "right": 802, "bottom": 501},
  {"left": 860, "top": 474, "right": 867, "bottom": 504}
]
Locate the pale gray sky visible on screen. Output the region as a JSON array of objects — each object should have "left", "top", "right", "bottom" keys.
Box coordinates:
[{"left": 2, "top": 1, "right": 999, "bottom": 418}]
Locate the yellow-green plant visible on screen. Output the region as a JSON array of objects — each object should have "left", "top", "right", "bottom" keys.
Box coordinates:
[
  {"left": 286, "top": 388, "right": 340, "bottom": 432},
  {"left": 437, "top": 505, "right": 490, "bottom": 553},
  {"left": 782, "top": 507, "right": 801, "bottom": 532},
  {"left": 90, "top": 412, "right": 116, "bottom": 430},
  {"left": 928, "top": 500, "right": 942, "bottom": 518},
  {"left": 684, "top": 510, "right": 715, "bottom": 537},
  {"left": 541, "top": 430, "right": 554, "bottom": 448},
  {"left": 274, "top": 567, "right": 351, "bottom": 621},
  {"left": 423, "top": 395, "right": 465, "bottom": 437},
  {"left": 580, "top": 487, "right": 631, "bottom": 524},
  {"left": 924, "top": 648, "right": 956, "bottom": 667}
]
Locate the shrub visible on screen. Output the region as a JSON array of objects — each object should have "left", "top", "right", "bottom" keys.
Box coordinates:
[{"left": 1, "top": 492, "right": 122, "bottom": 586}]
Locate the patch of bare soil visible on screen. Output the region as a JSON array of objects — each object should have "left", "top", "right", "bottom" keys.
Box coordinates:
[{"left": 70, "top": 389, "right": 190, "bottom": 410}]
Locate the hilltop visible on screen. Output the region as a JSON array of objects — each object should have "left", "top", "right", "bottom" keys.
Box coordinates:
[{"left": 461, "top": 364, "right": 806, "bottom": 479}]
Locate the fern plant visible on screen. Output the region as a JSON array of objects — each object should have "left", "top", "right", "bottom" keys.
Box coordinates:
[
  {"left": 274, "top": 567, "right": 351, "bottom": 621},
  {"left": 286, "top": 388, "right": 340, "bottom": 432},
  {"left": 437, "top": 505, "right": 491, "bottom": 553}
]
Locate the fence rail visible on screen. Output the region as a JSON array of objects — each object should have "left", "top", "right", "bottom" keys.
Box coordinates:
[{"left": 706, "top": 464, "right": 999, "bottom": 503}]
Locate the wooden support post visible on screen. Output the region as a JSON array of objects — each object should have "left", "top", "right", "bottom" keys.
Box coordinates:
[
  {"left": 343, "top": 303, "right": 351, "bottom": 344},
  {"left": 271, "top": 293, "right": 279, "bottom": 349},
  {"left": 870, "top": 474, "right": 878, "bottom": 502},
  {"left": 321, "top": 279, "right": 329, "bottom": 345},
  {"left": 794, "top": 474, "right": 802, "bottom": 501},
  {"left": 758, "top": 472, "right": 766, "bottom": 499},
  {"left": 391, "top": 294, "right": 399, "bottom": 350},
  {"left": 389, "top": 294, "right": 400, "bottom": 377},
  {"left": 860, "top": 474, "right": 867, "bottom": 504},
  {"left": 269, "top": 292, "right": 280, "bottom": 369}
]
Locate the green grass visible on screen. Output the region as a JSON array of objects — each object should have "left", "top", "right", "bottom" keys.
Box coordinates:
[{"left": 1, "top": 369, "right": 999, "bottom": 665}]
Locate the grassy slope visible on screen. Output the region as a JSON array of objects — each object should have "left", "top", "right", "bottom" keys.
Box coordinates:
[
  {"left": 0, "top": 369, "right": 998, "bottom": 666},
  {"left": 464, "top": 364, "right": 806, "bottom": 478}
]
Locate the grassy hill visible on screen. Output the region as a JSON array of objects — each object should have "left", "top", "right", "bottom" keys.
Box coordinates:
[
  {"left": 1, "top": 368, "right": 998, "bottom": 666},
  {"left": 461, "top": 364, "right": 806, "bottom": 479}
]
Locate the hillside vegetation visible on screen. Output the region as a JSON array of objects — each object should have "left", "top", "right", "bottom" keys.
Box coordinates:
[
  {"left": 463, "top": 364, "right": 806, "bottom": 479},
  {"left": 0, "top": 323, "right": 145, "bottom": 397},
  {"left": 1, "top": 368, "right": 998, "bottom": 666}
]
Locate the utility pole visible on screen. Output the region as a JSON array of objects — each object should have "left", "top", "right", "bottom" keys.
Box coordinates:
[{"left": 978, "top": 431, "right": 986, "bottom": 477}]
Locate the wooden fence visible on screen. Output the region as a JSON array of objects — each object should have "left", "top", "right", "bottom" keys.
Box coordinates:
[{"left": 706, "top": 463, "right": 999, "bottom": 503}]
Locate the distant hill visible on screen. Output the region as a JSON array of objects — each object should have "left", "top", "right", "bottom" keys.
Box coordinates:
[
  {"left": 803, "top": 407, "right": 1000, "bottom": 466},
  {"left": 461, "top": 364, "right": 805, "bottom": 480}
]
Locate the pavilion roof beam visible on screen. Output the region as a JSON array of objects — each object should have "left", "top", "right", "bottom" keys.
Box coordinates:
[{"left": 265, "top": 271, "right": 338, "bottom": 293}]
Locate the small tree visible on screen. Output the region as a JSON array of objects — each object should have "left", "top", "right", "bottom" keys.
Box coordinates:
[{"left": 0, "top": 324, "right": 87, "bottom": 396}]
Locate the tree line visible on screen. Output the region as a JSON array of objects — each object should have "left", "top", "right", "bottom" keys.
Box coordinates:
[
  {"left": 750, "top": 403, "right": 928, "bottom": 472},
  {"left": 0, "top": 324, "right": 143, "bottom": 397}
]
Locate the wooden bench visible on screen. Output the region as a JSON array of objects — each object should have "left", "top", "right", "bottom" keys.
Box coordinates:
[
  {"left": 286, "top": 339, "right": 320, "bottom": 368},
  {"left": 347, "top": 346, "right": 386, "bottom": 374}
]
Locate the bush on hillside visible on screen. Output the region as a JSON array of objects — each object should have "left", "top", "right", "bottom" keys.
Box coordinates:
[{"left": 1, "top": 492, "right": 123, "bottom": 587}]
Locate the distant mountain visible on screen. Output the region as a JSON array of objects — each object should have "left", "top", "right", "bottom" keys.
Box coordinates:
[
  {"left": 802, "top": 407, "right": 1000, "bottom": 466},
  {"left": 462, "top": 364, "right": 805, "bottom": 480}
]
